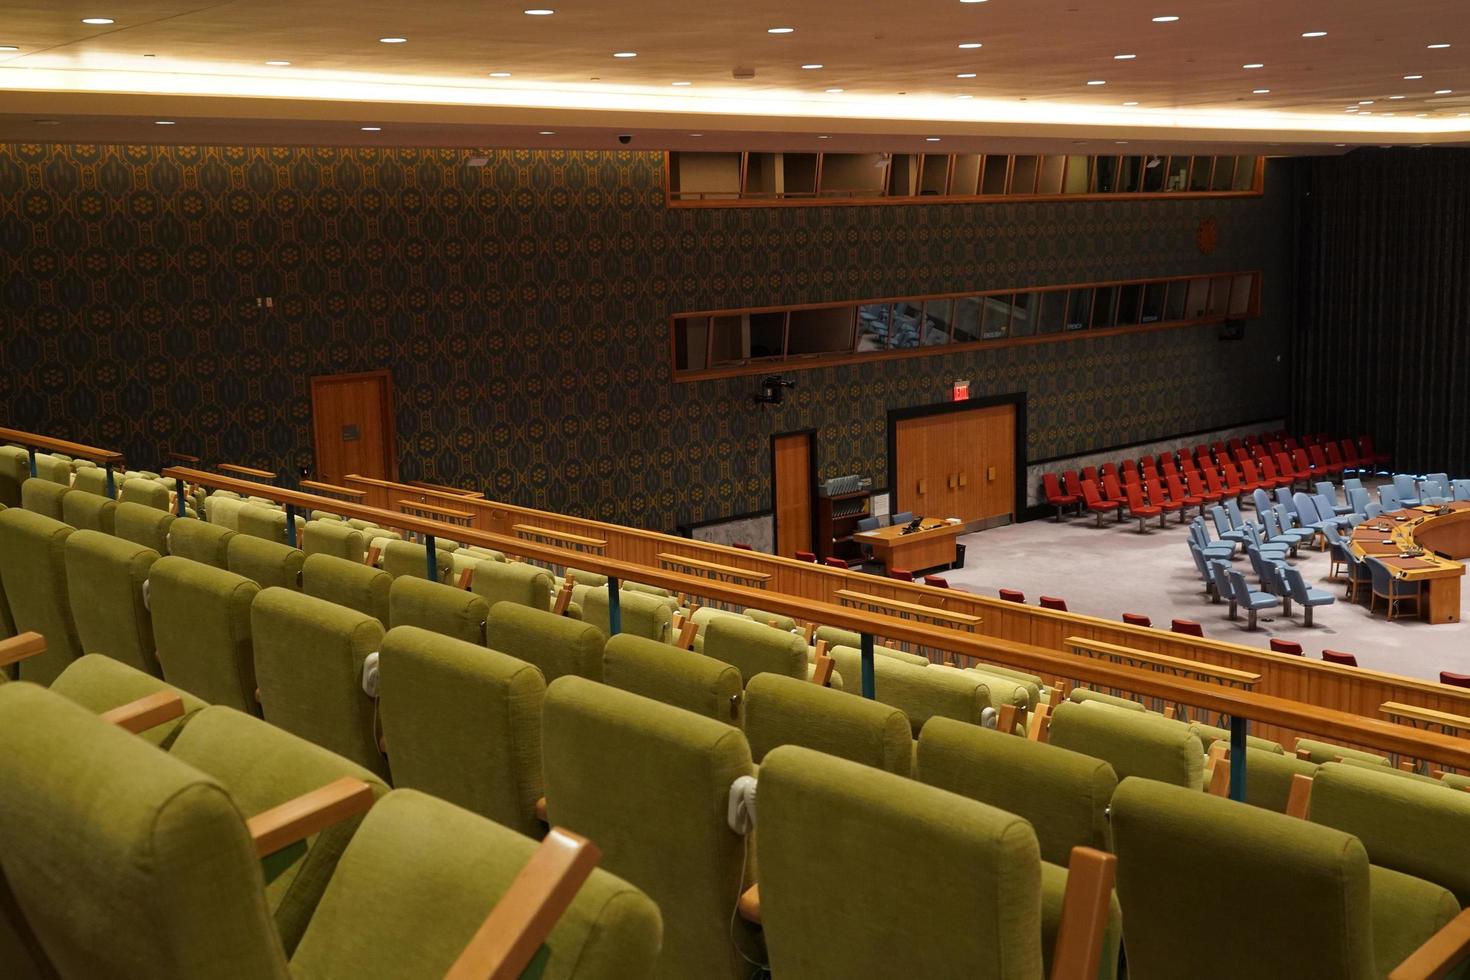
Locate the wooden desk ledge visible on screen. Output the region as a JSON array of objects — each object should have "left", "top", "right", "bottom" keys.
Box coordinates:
[
  {"left": 1380, "top": 701, "right": 1470, "bottom": 732},
  {"left": 657, "top": 553, "right": 773, "bottom": 582},
  {"left": 399, "top": 499, "right": 476, "bottom": 521},
  {"left": 300, "top": 480, "right": 367, "bottom": 499},
  {"left": 218, "top": 463, "right": 277, "bottom": 480},
  {"left": 1063, "top": 637, "right": 1262, "bottom": 686},
  {"left": 513, "top": 525, "right": 608, "bottom": 549},
  {"left": 834, "top": 589, "right": 982, "bottom": 627},
  {"left": 0, "top": 632, "right": 47, "bottom": 668},
  {"left": 100, "top": 692, "right": 185, "bottom": 735},
  {"left": 247, "top": 777, "right": 376, "bottom": 858}
]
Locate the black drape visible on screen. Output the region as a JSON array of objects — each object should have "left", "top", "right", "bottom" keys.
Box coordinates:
[{"left": 1293, "top": 148, "right": 1470, "bottom": 474}]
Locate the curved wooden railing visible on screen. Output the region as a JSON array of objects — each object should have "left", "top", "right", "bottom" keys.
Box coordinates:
[{"left": 0, "top": 426, "right": 125, "bottom": 466}]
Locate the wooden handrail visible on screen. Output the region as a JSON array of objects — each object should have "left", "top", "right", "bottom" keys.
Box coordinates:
[
  {"left": 300, "top": 480, "right": 367, "bottom": 499},
  {"left": 1380, "top": 702, "right": 1470, "bottom": 733},
  {"left": 513, "top": 524, "right": 608, "bottom": 549},
  {"left": 0, "top": 426, "right": 124, "bottom": 464},
  {"left": 247, "top": 777, "right": 375, "bottom": 858},
  {"left": 100, "top": 692, "right": 186, "bottom": 735},
  {"left": 1389, "top": 907, "right": 1470, "bottom": 980},
  {"left": 657, "top": 553, "right": 772, "bottom": 583},
  {"left": 161, "top": 466, "right": 1470, "bottom": 770},
  {"left": 399, "top": 499, "right": 476, "bottom": 521},
  {"left": 218, "top": 463, "right": 277, "bottom": 480},
  {"left": 835, "top": 589, "right": 982, "bottom": 628},
  {"left": 1064, "top": 637, "right": 1262, "bottom": 687},
  {"left": 0, "top": 632, "right": 47, "bottom": 668}
]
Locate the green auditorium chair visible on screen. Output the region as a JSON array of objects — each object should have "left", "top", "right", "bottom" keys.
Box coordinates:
[
  {"left": 1068, "top": 687, "right": 1148, "bottom": 712},
  {"left": 1224, "top": 746, "right": 1320, "bottom": 812},
  {"left": 203, "top": 492, "right": 248, "bottom": 530},
  {"left": 49, "top": 653, "right": 206, "bottom": 747},
  {"left": 167, "top": 515, "right": 235, "bottom": 568},
  {"left": 301, "top": 519, "right": 366, "bottom": 564},
  {"left": 31, "top": 453, "right": 72, "bottom": 485},
  {"left": 228, "top": 534, "right": 305, "bottom": 591},
  {"left": 743, "top": 607, "right": 800, "bottom": 632},
  {"left": 149, "top": 556, "right": 260, "bottom": 712},
  {"left": 380, "top": 538, "right": 452, "bottom": 582},
  {"left": 63, "top": 529, "right": 160, "bottom": 675},
  {"left": 702, "top": 616, "right": 810, "bottom": 686},
  {"left": 60, "top": 487, "right": 116, "bottom": 532},
  {"left": 302, "top": 553, "right": 391, "bottom": 627},
  {"left": 70, "top": 466, "right": 109, "bottom": 496},
  {"left": 1293, "top": 737, "right": 1390, "bottom": 766},
  {"left": 543, "top": 676, "right": 756, "bottom": 980},
  {"left": 755, "top": 744, "right": 1120, "bottom": 980},
  {"left": 309, "top": 510, "right": 343, "bottom": 523},
  {"left": 488, "top": 602, "right": 605, "bottom": 683},
  {"left": 469, "top": 558, "right": 553, "bottom": 612},
  {"left": 252, "top": 587, "right": 388, "bottom": 779},
  {"left": 1048, "top": 700, "right": 1206, "bottom": 790},
  {"left": 813, "top": 623, "right": 934, "bottom": 667},
  {"left": 0, "top": 508, "right": 81, "bottom": 683},
  {"left": 973, "top": 661, "right": 1051, "bottom": 701},
  {"left": 237, "top": 504, "right": 306, "bottom": 546},
  {"left": 377, "top": 625, "right": 546, "bottom": 836},
  {"left": 1111, "top": 777, "right": 1468, "bottom": 980},
  {"left": 583, "top": 585, "right": 672, "bottom": 642},
  {"left": 118, "top": 477, "right": 170, "bottom": 511},
  {"left": 0, "top": 445, "right": 28, "bottom": 506},
  {"left": 622, "top": 580, "right": 674, "bottom": 599},
  {"left": 970, "top": 664, "right": 1043, "bottom": 710},
  {"left": 829, "top": 647, "right": 1016, "bottom": 736},
  {"left": 1186, "top": 720, "right": 1286, "bottom": 754},
  {"left": 388, "top": 576, "right": 489, "bottom": 645},
  {"left": 344, "top": 517, "right": 376, "bottom": 531},
  {"left": 681, "top": 606, "right": 746, "bottom": 652},
  {"left": 744, "top": 672, "right": 913, "bottom": 775},
  {"left": 113, "top": 500, "right": 175, "bottom": 554},
  {"left": 0, "top": 515, "right": 14, "bottom": 644},
  {"left": 19, "top": 477, "right": 70, "bottom": 520},
  {"left": 602, "top": 632, "right": 744, "bottom": 725}
]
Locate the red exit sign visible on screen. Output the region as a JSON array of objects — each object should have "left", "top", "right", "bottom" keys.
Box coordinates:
[{"left": 952, "top": 380, "right": 970, "bottom": 401}]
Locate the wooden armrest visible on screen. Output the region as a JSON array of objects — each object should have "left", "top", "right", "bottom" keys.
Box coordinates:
[
  {"left": 802, "top": 622, "right": 816, "bottom": 645},
  {"left": 674, "top": 615, "right": 698, "bottom": 651},
  {"left": 1028, "top": 702, "right": 1052, "bottom": 743},
  {"left": 100, "top": 692, "right": 185, "bottom": 735},
  {"left": 552, "top": 582, "right": 573, "bottom": 617},
  {"left": 534, "top": 797, "right": 548, "bottom": 822},
  {"left": 812, "top": 638, "right": 828, "bottom": 660},
  {"left": 737, "top": 885, "right": 761, "bottom": 925},
  {"left": 444, "top": 827, "right": 602, "bottom": 980},
  {"left": 1206, "top": 758, "right": 1231, "bottom": 798},
  {"left": 247, "top": 777, "right": 376, "bottom": 858},
  {"left": 366, "top": 544, "right": 382, "bottom": 567},
  {"left": 0, "top": 632, "right": 46, "bottom": 668},
  {"left": 997, "top": 702, "right": 1020, "bottom": 737},
  {"left": 1049, "top": 847, "right": 1117, "bottom": 980},
  {"left": 811, "top": 654, "right": 835, "bottom": 688},
  {"left": 1285, "top": 773, "right": 1314, "bottom": 820},
  {"left": 1390, "top": 908, "right": 1470, "bottom": 980}
]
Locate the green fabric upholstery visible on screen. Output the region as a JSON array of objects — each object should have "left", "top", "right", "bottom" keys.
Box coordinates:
[
  {"left": 0, "top": 508, "right": 81, "bottom": 683},
  {"left": 227, "top": 534, "right": 305, "bottom": 591},
  {"left": 1038, "top": 860, "right": 1124, "bottom": 980},
  {"left": 289, "top": 788, "right": 662, "bottom": 980},
  {"left": 583, "top": 586, "right": 672, "bottom": 642},
  {"left": 743, "top": 607, "right": 799, "bottom": 632},
  {"left": 1440, "top": 772, "right": 1470, "bottom": 791},
  {"left": 1110, "top": 776, "right": 1457, "bottom": 980},
  {"left": 72, "top": 466, "right": 108, "bottom": 497},
  {"left": 64, "top": 529, "right": 160, "bottom": 675},
  {"left": 757, "top": 744, "right": 1045, "bottom": 979},
  {"left": 31, "top": 454, "right": 72, "bottom": 485},
  {"left": 563, "top": 566, "right": 608, "bottom": 587},
  {"left": 113, "top": 501, "right": 175, "bottom": 554},
  {"left": 460, "top": 545, "right": 506, "bottom": 563},
  {"left": 302, "top": 554, "right": 391, "bottom": 627},
  {"left": 168, "top": 705, "right": 390, "bottom": 955},
  {"left": 0, "top": 508, "right": 12, "bottom": 644},
  {"left": 205, "top": 494, "right": 248, "bottom": 531},
  {"left": 603, "top": 633, "right": 743, "bottom": 725},
  {"left": 344, "top": 517, "right": 377, "bottom": 531},
  {"left": 380, "top": 538, "right": 448, "bottom": 581},
  {"left": 309, "top": 510, "right": 342, "bottom": 522},
  {"left": 1294, "top": 738, "right": 1389, "bottom": 766},
  {"left": 0, "top": 683, "right": 291, "bottom": 980},
  {"left": 1367, "top": 865, "right": 1467, "bottom": 980},
  {"left": 969, "top": 666, "right": 1041, "bottom": 710},
  {"left": 388, "top": 576, "right": 489, "bottom": 646},
  {"left": 703, "top": 616, "right": 808, "bottom": 686},
  {"left": 20, "top": 478, "right": 70, "bottom": 520},
  {"left": 1311, "top": 761, "right": 1470, "bottom": 906},
  {"left": 745, "top": 672, "right": 912, "bottom": 774},
  {"left": 683, "top": 606, "right": 743, "bottom": 652},
  {"left": 252, "top": 587, "right": 388, "bottom": 778},
  {"left": 0, "top": 446, "right": 28, "bottom": 507},
  {"left": 378, "top": 626, "right": 545, "bottom": 836},
  {"left": 622, "top": 580, "right": 672, "bottom": 598},
  {"left": 1069, "top": 687, "right": 1148, "bottom": 712},
  {"left": 1338, "top": 757, "right": 1446, "bottom": 786},
  {"left": 168, "top": 516, "right": 235, "bottom": 568},
  {"left": 61, "top": 488, "right": 116, "bottom": 533},
  {"left": 543, "top": 676, "right": 755, "bottom": 980},
  {"left": 1049, "top": 701, "right": 1204, "bottom": 789},
  {"left": 975, "top": 662, "right": 1048, "bottom": 699},
  {"left": 237, "top": 504, "right": 303, "bottom": 544},
  {"left": 50, "top": 654, "right": 207, "bottom": 747},
  {"left": 118, "top": 477, "right": 170, "bottom": 511},
  {"left": 917, "top": 716, "right": 1117, "bottom": 866},
  {"left": 488, "top": 602, "right": 605, "bottom": 682},
  {"left": 470, "top": 559, "right": 552, "bottom": 612},
  {"left": 830, "top": 646, "right": 995, "bottom": 736},
  {"left": 149, "top": 555, "right": 260, "bottom": 712},
  {"left": 302, "top": 520, "right": 365, "bottom": 564},
  {"left": 811, "top": 627, "right": 930, "bottom": 667},
  {"left": 1235, "top": 748, "right": 1319, "bottom": 812},
  {"left": 1188, "top": 721, "right": 1286, "bottom": 754}
]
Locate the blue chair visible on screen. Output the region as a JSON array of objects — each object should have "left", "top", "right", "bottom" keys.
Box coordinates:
[
  {"left": 1210, "top": 561, "right": 1237, "bottom": 613},
  {"left": 1378, "top": 484, "right": 1403, "bottom": 511},
  {"left": 1341, "top": 548, "right": 1372, "bottom": 604},
  {"left": 1314, "top": 482, "right": 1353, "bottom": 516},
  {"left": 1226, "top": 569, "right": 1280, "bottom": 630},
  {"left": 1342, "top": 477, "right": 1364, "bottom": 496},
  {"left": 1275, "top": 487, "right": 1299, "bottom": 522},
  {"left": 856, "top": 516, "right": 880, "bottom": 564},
  {"left": 1280, "top": 566, "right": 1336, "bottom": 626},
  {"left": 1263, "top": 507, "right": 1312, "bottom": 549},
  {"left": 1321, "top": 524, "right": 1351, "bottom": 580},
  {"left": 1190, "top": 519, "right": 1234, "bottom": 559},
  {"left": 1312, "top": 492, "right": 1351, "bottom": 532},
  {"left": 1363, "top": 501, "right": 1384, "bottom": 519},
  {"left": 1366, "top": 557, "right": 1422, "bottom": 621},
  {"left": 1252, "top": 488, "right": 1274, "bottom": 516},
  {"left": 1454, "top": 479, "right": 1470, "bottom": 502},
  {"left": 890, "top": 511, "right": 916, "bottom": 525},
  {"left": 1428, "top": 471, "right": 1450, "bottom": 487},
  {"left": 1347, "top": 487, "right": 1372, "bottom": 517},
  {"left": 1245, "top": 547, "right": 1290, "bottom": 611},
  {"left": 1392, "top": 474, "right": 1422, "bottom": 508},
  {"left": 1243, "top": 523, "right": 1292, "bottom": 559},
  {"left": 1188, "top": 543, "right": 1219, "bottom": 598},
  {"left": 1210, "top": 506, "right": 1248, "bottom": 544},
  {"left": 1224, "top": 498, "right": 1248, "bottom": 529},
  {"left": 1419, "top": 479, "right": 1450, "bottom": 506}
]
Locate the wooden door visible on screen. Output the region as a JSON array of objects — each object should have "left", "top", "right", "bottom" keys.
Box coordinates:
[
  {"left": 895, "top": 403, "right": 1016, "bottom": 524},
  {"left": 310, "top": 371, "right": 396, "bottom": 484},
  {"left": 772, "top": 432, "right": 815, "bottom": 558}
]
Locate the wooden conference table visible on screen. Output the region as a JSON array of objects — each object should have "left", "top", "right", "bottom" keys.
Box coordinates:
[
  {"left": 1349, "top": 503, "right": 1469, "bottom": 624},
  {"left": 853, "top": 519, "right": 967, "bottom": 573}
]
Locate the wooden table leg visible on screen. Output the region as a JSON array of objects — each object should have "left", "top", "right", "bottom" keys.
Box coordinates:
[{"left": 1426, "top": 577, "right": 1462, "bottom": 625}]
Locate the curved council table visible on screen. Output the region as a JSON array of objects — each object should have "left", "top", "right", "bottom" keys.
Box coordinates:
[{"left": 1350, "top": 503, "right": 1469, "bottom": 624}]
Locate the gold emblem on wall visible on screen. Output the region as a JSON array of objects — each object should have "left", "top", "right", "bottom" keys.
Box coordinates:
[{"left": 1196, "top": 217, "right": 1219, "bottom": 255}]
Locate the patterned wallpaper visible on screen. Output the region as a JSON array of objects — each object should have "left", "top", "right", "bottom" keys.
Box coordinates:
[{"left": 0, "top": 144, "right": 1293, "bottom": 529}]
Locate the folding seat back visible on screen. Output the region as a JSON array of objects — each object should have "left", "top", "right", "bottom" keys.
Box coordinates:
[
  {"left": 743, "top": 607, "right": 799, "bottom": 632},
  {"left": 702, "top": 616, "right": 808, "bottom": 685},
  {"left": 387, "top": 575, "right": 488, "bottom": 646},
  {"left": 48, "top": 653, "right": 207, "bottom": 747},
  {"left": 380, "top": 538, "right": 450, "bottom": 582},
  {"left": 69, "top": 466, "right": 108, "bottom": 496},
  {"left": 252, "top": 587, "right": 388, "bottom": 778},
  {"left": 301, "top": 519, "right": 365, "bottom": 563},
  {"left": 61, "top": 488, "right": 116, "bottom": 532},
  {"left": 203, "top": 493, "right": 248, "bottom": 530},
  {"left": 583, "top": 585, "right": 672, "bottom": 642},
  {"left": 469, "top": 558, "right": 553, "bottom": 612},
  {"left": 64, "top": 529, "right": 160, "bottom": 675},
  {"left": 0, "top": 445, "right": 29, "bottom": 507},
  {"left": 970, "top": 662, "right": 1045, "bottom": 706},
  {"left": 302, "top": 553, "right": 391, "bottom": 627},
  {"left": 118, "top": 477, "right": 170, "bottom": 511},
  {"left": 744, "top": 672, "right": 912, "bottom": 775},
  {"left": 542, "top": 676, "right": 755, "bottom": 980},
  {"left": 377, "top": 625, "right": 545, "bottom": 836},
  {"left": 149, "top": 555, "right": 260, "bottom": 712},
  {"left": 21, "top": 476, "right": 71, "bottom": 520},
  {"left": 227, "top": 534, "right": 305, "bottom": 591},
  {"left": 1049, "top": 701, "right": 1205, "bottom": 789},
  {"left": 487, "top": 601, "right": 604, "bottom": 682},
  {"left": 0, "top": 508, "right": 81, "bottom": 683},
  {"left": 167, "top": 515, "right": 235, "bottom": 568},
  {"left": 31, "top": 453, "right": 72, "bottom": 485},
  {"left": 1225, "top": 746, "right": 1319, "bottom": 812},
  {"left": 830, "top": 647, "right": 1007, "bottom": 736},
  {"left": 603, "top": 632, "right": 743, "bottom": 724},
  {"left": 114, "top": 500, "right": 175, "bottom": 554}
]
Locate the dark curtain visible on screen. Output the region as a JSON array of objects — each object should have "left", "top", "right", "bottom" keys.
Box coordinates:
[{"left": 1293, "top": 148, "right": 1470, "bottom": 474}]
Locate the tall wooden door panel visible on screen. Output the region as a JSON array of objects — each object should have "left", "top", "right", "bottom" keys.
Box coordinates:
[
  {"left": 772, "top": 432, "right": 814, "bottom": 558},
  {"left": 311, "top": 372, "right": 396, "bottom": 485},
  {"left": 895, "top": 404, "right": 1015, "bottom": 524}
]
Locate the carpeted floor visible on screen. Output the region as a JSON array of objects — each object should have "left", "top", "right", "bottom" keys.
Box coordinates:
[{"left": 948, "top": 489, "right": 1470, "bottom": 683}]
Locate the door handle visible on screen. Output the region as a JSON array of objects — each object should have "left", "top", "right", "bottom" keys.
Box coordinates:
[
  {"left": 918, "top": 479, "right": 927, "bottom": 495},
  {"left": 947, "top": 473, "right": 957, "bottom": 490},
  {"left": 959, "top": 472, "right": 969, "bottom": 488}
]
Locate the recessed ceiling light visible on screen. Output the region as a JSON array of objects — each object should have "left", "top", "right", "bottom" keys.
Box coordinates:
[
  {"left": 925, "top": 137, "right": 942, "bottom": 142},
  {"left": 1114, "top": 140, "right": 1130, "bottom": 144},
  {"left": 0, "top": 45, "right": 19, "bottom": 52},
  {"left": 689, "top": 133, "right": 703, "bottom": 137},
  {"left": 956, "top": 72, "right": 976, "bottom": 78},
  {"left": 1243, "top": 63, "right": 1264, "bottom": 69},
  {"left": 361, "top": 126, "right": 381, "bottom": 131},
  {"left": 155, "top": 119, "right": 175, "bottom": 125},
  {"left": 817, "top": 135, "right": 830, "bottom": 139},
  {"left": 265, "top": 60, "right": 291, "bottom": 66},
  {"left": 671, "top": 80, "right": 691, "bottom": 86},
  {"left": 1404, "top": 74, "right": 1423, "bottom": 80},
  {"left": 523, "top": 8, "right": 554, "bottom": 14},
  {"left": 1123, "top": 100, "right": 1139, "bottom": 106},
  {"left": 1114, "top": 54, "right": 1136, "bottom": 60},
  {"left": 1301, "top": 31, "right": 1327, "bottom": 38},
  {"left": 612, "top": 51, "right": 637, "bottom": 58},
  {"left": 801, "top": 63, "right": 822, "bottom": 69},
  {"left": 825, "top": 87, "right": 844, "bottom": 93},
  {"left": 1151, "top": 15, "right": 1179, "bottom": 23},
  {"left": 1086, "top": 80, "right": 1106, "bottom": 85},
  {"left": 1435, "top": 88, "right": 1453, "bottom": 94},
  {"left": 1381, "top": 112, "right": 1395, "bottom": 117},
  {"left": 1428, "top": 43, "right": 1451, "bottom": 49},
  {"left": 1359, "top": 100, "right": 1374, "bottom": 105},
  {"left": 489, "top": 71, "right": 512, "bottom": 77},
  {"left": 957, "top": 42, "right": 982, "bottom": 49},
  {"left": 955, "top": 94, "right": 973, "bottom": 99},
  {"left": 1416, "top": 112, "right": 1428, "bottom": 117},
  {"left": 1389, "top": 94, "right": 1406, "bottom": 99},
  {"left": 960, "top": 0, "right": 988, "bottom": 4},
  {"left": 1253, "top": 88, "right": 1270, "bottom": 94},
  {"left": 767, "top": 26, "right": 794, "bottom": 34},
  {"left": 538, "top": 130, "right": 555, "bottom": 135},
  {"left": 378, "top": 37, "right": 407, "bottom": 43},
  {"left": 81, "top": 17, "right": 114, "bottom": 25},
  {"left": 35, "top": 119, "right": 60, "bottom": 125}
]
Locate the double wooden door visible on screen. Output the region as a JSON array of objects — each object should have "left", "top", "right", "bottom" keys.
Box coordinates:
[{"left": 894, "top": 404, "right": 1015, "bottom": 524}]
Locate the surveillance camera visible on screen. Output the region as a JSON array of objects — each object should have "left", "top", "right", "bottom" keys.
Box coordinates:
[{"left": 617, "top": 134, "right": 632, "bottom": 145}]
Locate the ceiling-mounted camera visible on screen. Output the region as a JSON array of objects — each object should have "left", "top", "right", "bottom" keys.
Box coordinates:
[{"left": 754, "top": 375, "right": 795, "bottom": 406}]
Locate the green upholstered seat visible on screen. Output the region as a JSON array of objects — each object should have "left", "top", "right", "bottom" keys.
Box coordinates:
[
  {"left": 1068, "top": 687, "right": 1148, "bottom": 712},
  {"left": 380, "top": 538, "right": 448, "bottom": 581},
  {"left": 309, "top": 510, "right": 342, "bottom": 522},
  {"left": 974, "top": 662, "right": 1049, "bottom": 700},
  {"left": 31, "top": 453, "right": 72, "bottom": 485},
  {"left": 69, "top": 466, "right": 109, "bottom": 497},
  {"left": 487, "top": 602, "right": 605, "bottom": 682},
  {"left": 562, "top": 566, "right": 608, "bottom": 587},
  {"left": 344, "top": 517, "right": 377, "bottom": 531},
  {"left": 543, "top": 676, "right": 755, "bottom": 980},
  {"left": 64, "top": 529, "right": 160, "bottom": 675},
  {"left": 204, "top": 493, "right": 248, "bottom": 530},
  {"left": 917, "top": 716, "right": 1118, "bottom": 866},
  {"left": 1294, "top": 737, "right": 1389, "bottom": 766},
  {"left": 21, "top": 477, "right": 71, "bottom": 520},
  {"left": 583, "top": 586, "right": 672, "bottom": 642},
  {"left": 0, "top": 508, "right": 81, "bottom": 683},
  {"left": 227, "top": 534, "right": 305, "bottom": 591},
  {"left": 1233, "top": 747, "right": 1320, "bottom": 812},
  {"left": 969, "top": 666, "right": 1041, "bottom": 710},
  {"left": 811, "top": 625, "right": 932, "bottom": 667},
  {"left": 237, "top": 503, "right": 304, "bottom": 544},
  {"left": 1338, "top": 757, "right": 1448, "bottom": 786},
  {"left": 118, "top": 477, "right": 170, "bottom": 511},
  {"left": 458, "top": 545, "right": 507, "bottom": 563},
  {"left": 168, "top": 705, "right": 391, "bottom": 955},
  {"left": 702, "top": 616, "right": 808, "bottom": 686},
  {"left": 167, "top": 516, "right": 235, "bottom": 568},
  {"left": 113, "top": 500, "right": 175, "bottom": 554},
  {"left": 61, "top": 488, "right": 116, "bottom": 533},
  {"left": 0, "top": 446, "right": 28, "bottom": 507},
  {"left": 388, "top": 576, "right": 489, "bottom": 646},
  {"left": 830, "top": 646, "right": 1001, "bottom": 736},
  {"left": 252, "top": 587, "right": 388, "bottom": 778},
  {"left": 302, "top": 554, "right": 391, "bottom": 627},
  {"left": 50, "top": 654, "right": 207, "bottom": 747},
  {"left": 378, "top": 625, "right": 545, "bottom": 836},
  {"left": 1111, "top": 776, "right": 1459, "bottom": 980},
  {"left": 469, "top": 559, "right": 553, "bottom": 612},
  {"left": 1185, "top": 721, "right": 1285, "bottom": 754},
  {"left": 302, "top": 520, "right": 366, "bottom": 564},
  {"left": 745, "top": 672, "right": 913, "bottom": 775},
  {"left": 149, "top": 555, "right": 261, "bottom": 712},
  {"left": 0, "top": 508, "right": 13, "bottom": 645},
  {"left": 603, "top": 633, "right": 743, "bottom": 725},
  {"left": 1049, "top": 700, "right": 1205, "bottom": 790},
  {"left": 290, "top": 788, "right": 662, "bottom": 980},
  {"left": 622, "top": 580, "right": 673, "bottom": 599},
  {"left": 743, "top": 607, "right": 799, "bottom": 632},
  {"left": 682, "top": 606, "right": 745, "bottom": 652}
]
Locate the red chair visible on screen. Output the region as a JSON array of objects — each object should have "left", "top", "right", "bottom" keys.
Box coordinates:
[
  {"left": 1193, "top": 444, "right": 1211, "bottom": 464},
  {"left": 1123, "top": 481, "right": 1163, "bottom": 532},
  {"left": 1256, "top": 456, "right": 1290, "bottom": 490},
  {"left": 999, "top": 588, "right": 1026, "bottom": 603},
  {"left": 824, "top": 556, "right": 858, "bottom": 569},
  {"left": 888, "top": 568, "right": 914, "bottom": 582},
  {"left": 1171, "top": 619, "right": 1204, "bottom": 637},
  {"left": 1358, "top": 434, "right": 1391, "bottom": 470},
  {"left": 1081, "top": 479, "right": 1124, "bottom": 526},
  {"left": 1323, "top": 442, "right": 1348, "bottom": 476},
  {"left": 1221, "top": 461, "right": 1259, "bottom": 497},
  {"left": 1338, "top": 438, "right": 1364, "bottom": 475},
  {"left": 1285, "top": 436, "right": 1300, "bottom": 451},
  {"left": 1080, "top": 465, "right": 1100, "bottom": 486},
  {"left": 1291, "top": 448, "right": 1315, "bottom": 481},
  {"left": 1241, "top": 458, "right": 1279, "bottom": 492},
  {"left": 1101, "top": 473, "right": 1131, "bottom": 509},
  {"left": 1441, "top": 672, "right": 1470, "bottom": 688},
  {"left": 1269, "top": 638, "right": 1304, "bottom": 656},
  {"left": 1121, "top": 467, "right": 1141, "bottom": 487},
  {"left": 1140, "top": 458, "right": 1159, "bottom": 480},
  {"left": 1042, "top": 472, "right": 1080, "bottom": 521},
  {"left": 795, "top": 550, "right": 817, "bottom": 563},
  {"left": 734, "top": 542, "right": 755, "bottom": 551},
  {"left": 1322, "top": 649, "right": 1359, "bottom": 667},
  {"left": 1202, "top": 465, "right": 1232, "bottom": 503},
  {"left": 1099, "top": 462, "right": 1118, "bottom": 482},
  {"left": 1232, "top": 446, "right": 1252, "bottom": 464},
  {"left": 923, "top": 575, "right": 950, "bottom": 589},
  {"left": 1274, "top": 452, "right": 1308, "bottom": 489},
  {"left": 1164, "top": 472, "right": 1203, "bottom": 518},
  {"left": 1121, "top": 612, "right": 1152, "bottom": 627},
  {"left": 1040, "top": 596, "right": 1068, "bottom": 611},
  {"left": 1184, "top": 470, "right": 1223, "bottom": 506},
  {"left": 1144, "top": 477, "right": 1186, "bottom": 523}
]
